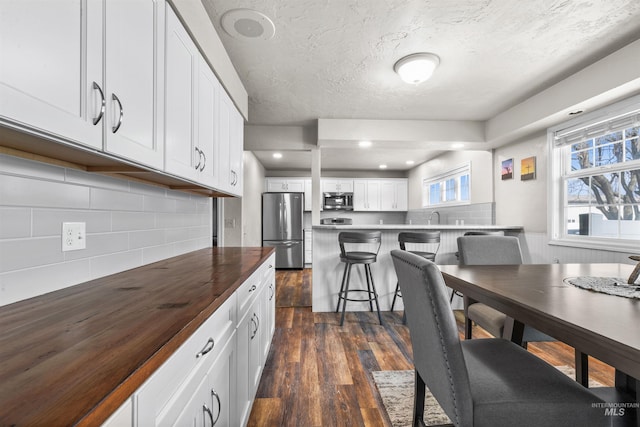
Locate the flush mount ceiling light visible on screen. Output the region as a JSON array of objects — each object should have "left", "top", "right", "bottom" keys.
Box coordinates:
[
  {"left": 359, "top": 140, "right": 372, "bottom": 148},
  {"left": 379, "top": 164, "right": 387, "bottom": 169},
  {"left": 394, "top": 53, "right": 440, "bottom": 84},
  {"left": 221, "top": 9, "right": 275, "bottom": 41},
  {"left": 273, "top": 152, "right": 282, "bottom": 159}
]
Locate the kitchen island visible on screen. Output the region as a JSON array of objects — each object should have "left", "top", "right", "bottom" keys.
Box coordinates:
[
  {"left": 312, "top": 224, "right": 523, "bottom": 312},
  {"left": 0, "top": 247, "right": 275, "bottom": 426}
]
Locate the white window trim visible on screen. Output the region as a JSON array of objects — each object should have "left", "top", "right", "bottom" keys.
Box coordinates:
[
  {"left": 422, "top": 162, "right": 471, "bottom": 208},
  {"left": 548, "top": 94, "right": 640, "bottom": 253}
]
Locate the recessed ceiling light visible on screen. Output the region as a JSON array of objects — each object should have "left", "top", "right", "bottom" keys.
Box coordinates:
[
  {"left": 379, "top": 164, "right": 387, "bottom": 169},
  {"left": 273, "top": 153, "right": 282, "bottom": 159},
  {"left": 221, "top": 9, "right": 276, "bottom": 41},
  {"left": 452, "top": 143, "right": 465, "bottom": 149},
  {"left": 359, "top": 140, "right": 372, "bottom": 148},
  {"left": 394, "top": 53, "right": 440, "bottom": 84},
  {"left": 406, "top": 160, "right": 415, "bottom": 165}
]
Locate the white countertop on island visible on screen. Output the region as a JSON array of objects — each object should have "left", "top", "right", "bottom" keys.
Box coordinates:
[{"left": 312, "top": 224, "right": 523, "bottom": 231}]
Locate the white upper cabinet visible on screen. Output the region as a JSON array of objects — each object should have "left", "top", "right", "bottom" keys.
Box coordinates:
[
  {"left": 197, "top": 57, "right": 220, "bottom": 188},
  {"left": 164, "top": 5, "right": 219, "bottom": 187},
  {"left": 353, "top": 179, "right": 381, "bottom": 211},
  {"left": 322, "top": 179, "right": 353, "bottom": 193},
  {"left": 218, "top": 90, "right": 244, "bottom": 196},
  {"left": 164, "top": 5, "right": 198, "bottom": 181},
  {"left": 265, "top": 178, "right": 305, "bottom": 192},
  {"left": 103, "top": 0, "right": 164, "bottom": 169},
  {"left": 0, "top": 0, "right": 103, "bottom": 149},
  {"left": 380, "top": 179, "right": 408, "bottom": 211},
  {"left": 0, "top": 0, "right": 165, "bottom": 168}
]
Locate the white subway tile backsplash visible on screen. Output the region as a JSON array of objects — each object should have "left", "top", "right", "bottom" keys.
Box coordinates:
[
  {"left": 0, "top": 259, "right": 92, "bottom": 306},
  {"left": 90, "top": 250, "right": 143, "bottom": 278},
  {"left": 0, "top": 208, "right": 31, "bottom": 238},
  {"left": 142, "top": 244, "right": 175, "bottom": 265},
  {"left": 63, "top": 232, "right": 129, "bottom": 261},
  {"left": 32, "top": 209, "right": 112, "bottom": 236},
  {"left": 65, "top": 169, "right": 131, "bottom": 192},
  {"left": 129, "top": 181, "right": 168, "bottom": 197},
  {"left": 143, "top": 195, "right": 176, "bottom": 213},
  {"left": 1, "top": 175, "right": 90, "bottom": 208},
  {"left": 0, "top": 237, "right": 64, "bottom": 273},
  {"left": 90, "top": 187, "right": 144, "bottom": 211},
  {"left": 0, "top": 155, "right": 212, "bottom": 306},
  {"left": 129, "top": 230, "right": 165, "bottom": 250},
  {"left": 112, "top": 212, "right": 156, "bottom": 231},
  {"left": 157, "top": 212, "right": 186, "bottom": 228}
]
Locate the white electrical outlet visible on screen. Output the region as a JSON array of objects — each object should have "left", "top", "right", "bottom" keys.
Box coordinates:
[{"left": 62, "top": 222, "right": 86, "bottom": 251}]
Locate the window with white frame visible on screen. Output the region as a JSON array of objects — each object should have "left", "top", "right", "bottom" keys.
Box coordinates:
[
  {"left": 549, "top": 96, "right": 640, "bottom": 250},
  {"left": 422, "top": 163, "right": 471, "bottom": 207}
]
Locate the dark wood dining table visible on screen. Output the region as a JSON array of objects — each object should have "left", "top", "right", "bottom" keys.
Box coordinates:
[{"left": 439, "top": 263, "right": 640, "bottom": 396}]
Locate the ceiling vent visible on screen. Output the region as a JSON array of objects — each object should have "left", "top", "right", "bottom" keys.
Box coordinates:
[{"left": 221, "top": 9, "right": 275, "bottom": 41}]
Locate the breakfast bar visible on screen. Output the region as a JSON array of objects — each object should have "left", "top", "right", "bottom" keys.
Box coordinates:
[{"left": 311, "top": 224, "right": 523, "bottom": 312}]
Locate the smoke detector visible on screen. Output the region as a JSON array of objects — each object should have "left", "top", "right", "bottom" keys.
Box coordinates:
[{"left": 221, "top": 9, "right": 275, "bottom": 41}]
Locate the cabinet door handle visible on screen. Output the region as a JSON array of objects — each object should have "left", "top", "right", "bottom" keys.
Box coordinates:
[
  {"left": 269, "top": 283, "right": 274, "bottom": 301},
  {"left": 194, "top": 147, "right": 202, "bottom": 170},
  {"left": 249, "top": 284, "right": 257, "bottom": 293},
  {"left": 92, "top": 82, "right": 105, "bottom": 125},
  {"left": 200, "top": 150, "right": 206, "bottom": 172},
  {"left": 196, "top": 337, "right": 215, "bottom": 358},
  {"left": 250, "top": 313, "right": 260, "bottom": 339},
  {"left": 203, "top": 403, "right": 214, "bottom": 426},
  {"left": 111, "top": 93, "right": 123, "bottom": 133},
  {"left": 211, "top": 389, "right": 221, "bottom": 425}
]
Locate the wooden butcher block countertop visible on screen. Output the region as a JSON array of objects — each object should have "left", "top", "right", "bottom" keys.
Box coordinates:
[{"left": 0, "top": 247, "right": 274, "bottom": 426}]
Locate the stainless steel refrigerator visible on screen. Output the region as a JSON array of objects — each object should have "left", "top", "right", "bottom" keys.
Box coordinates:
[{"left": 262, "top": 192, "right": 304, "bottom": 269}]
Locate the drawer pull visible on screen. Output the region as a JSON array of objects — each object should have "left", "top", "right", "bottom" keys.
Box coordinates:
[
  {"left": 249, "top": 284, "right": 257, "bottom": 293},
  {"left": 211, "top": 389, "right": 221, "bottom": 425},
  {"left": 111, "top": 93, "right": 123, "bottom": 133},
  {"left": 203, "top": 403, "right": 214, "bottom": 426},
  {"left": 196, "top": 337, "right": 215, "bottom": 358},
  {"left": 92, "top": 82, "right": 105, "bottom": 125}
]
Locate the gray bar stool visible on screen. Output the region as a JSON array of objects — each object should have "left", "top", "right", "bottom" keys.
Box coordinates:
[
  {"left": 335, "top": 231, "right": 383, "bottom": 326},
  {"left": 391, "top": 231, "right": 440, "bottom": 319}
]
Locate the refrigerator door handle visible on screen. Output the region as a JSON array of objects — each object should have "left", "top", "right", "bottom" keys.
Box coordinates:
[{"left": 283, "top": 200, "right": 289, "bottom": 238}]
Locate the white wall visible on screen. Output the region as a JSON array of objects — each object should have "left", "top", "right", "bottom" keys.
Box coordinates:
[
  {"left": 241, "top": 151, "right": 266, "bottom": 246},
  {"left": 0, "top": 154, "right": 212, "bottom": 306},
  {"left": 494, "top": 131, "right": 548, "bottom": 233},
  {"left": 407, "top": 150, "right": 493, "bottom": 210}
]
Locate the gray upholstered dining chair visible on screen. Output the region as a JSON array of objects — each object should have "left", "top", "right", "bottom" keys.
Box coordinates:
[
  {"left": 390, "top": 249, "right": 609, "bottom": 427},
  {"left": 457, "top": 235, "right": 554, "bottom": 345},
  {"left": 457, "top": 235, "right": 590, "bottom": 386}
]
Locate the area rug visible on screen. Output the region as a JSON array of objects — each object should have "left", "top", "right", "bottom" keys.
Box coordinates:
[{"left": 372, "top": 365, "right": 602, "bottom": 427}]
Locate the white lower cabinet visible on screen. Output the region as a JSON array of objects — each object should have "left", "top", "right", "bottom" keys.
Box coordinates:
[
  {"left": 236, "top": 295, "right": 262, "bottom": 427},
  {"left": 169, "top": 334, "right": 236, "bottom": 427},
  {"left": 124, "top": 254, "right": 275, "bottom": 427}
]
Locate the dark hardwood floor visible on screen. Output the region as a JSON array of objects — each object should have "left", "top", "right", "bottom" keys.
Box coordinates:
[{"left": 247, "top": 268, "right": 615, "bottom": 426}]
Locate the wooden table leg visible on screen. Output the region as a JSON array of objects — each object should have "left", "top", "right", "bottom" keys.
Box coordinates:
[{"left": 575, "top": 351, "right": 589, "bottom": 387}]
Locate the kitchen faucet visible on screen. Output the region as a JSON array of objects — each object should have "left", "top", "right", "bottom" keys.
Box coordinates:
[{"left": 428, "top": 211, "right": 440, "bottom": 225}]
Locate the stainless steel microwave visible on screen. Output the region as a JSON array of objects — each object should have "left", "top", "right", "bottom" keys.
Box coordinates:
[{"left": 323, "top": 192, "right": 353, "bottom": 210}]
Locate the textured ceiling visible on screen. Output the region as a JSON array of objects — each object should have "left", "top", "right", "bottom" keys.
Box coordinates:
[{"left": 202, "top": 0, "right": 640, "bottom": 170}]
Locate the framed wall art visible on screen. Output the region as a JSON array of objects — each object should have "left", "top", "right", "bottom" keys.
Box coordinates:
[
  {"left": 521, "top": 156, "right": 536, "bottom": 181},
  {"left": 501, "top": 158, "right": 513, "bottom": 180}
]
